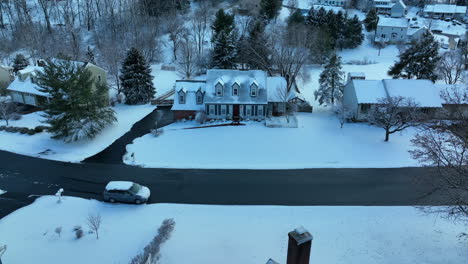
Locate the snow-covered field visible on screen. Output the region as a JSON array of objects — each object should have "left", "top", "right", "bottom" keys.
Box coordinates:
[
  {"left": 124, "top": 111, "right": 418, "bottom": 169},
  {"left": 0, "top": 104, "right": 155, "bottom": 162},
  {"left": 0, "top": 196, "right": 466, "bottom": 264}
]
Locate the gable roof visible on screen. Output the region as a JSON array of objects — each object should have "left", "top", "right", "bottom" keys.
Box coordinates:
[
  {"left": 424, "top": 4, "right": 467, "bottom": 14},
  {"left": 7, "top": 76, "right": 49, "bottom": 97},
  {"left": 377, "top": 17, "right": 409, "bottom": 28},
  {"left": 171, "top": 80, "right": 206, "bottom": 111},
  {"left": 351, "top": 79, "right": 443, "bottom": 107},
  {"left": 204, "top": 69, "right": 268, "bottom": 104}
]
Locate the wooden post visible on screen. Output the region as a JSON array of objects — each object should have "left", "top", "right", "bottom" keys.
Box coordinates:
[{"left": 287, "top": 227, "right": 313, "bottom": 264}]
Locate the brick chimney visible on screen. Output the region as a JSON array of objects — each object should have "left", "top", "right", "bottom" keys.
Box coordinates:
[{"left": 286, "top": 226, "right": 313, "bottom": 264}]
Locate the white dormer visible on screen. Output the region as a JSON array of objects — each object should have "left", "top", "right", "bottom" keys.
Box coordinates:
[
  {"left": 178, "top": 88, "right": 186, "bottom": 104},
  {"left": 196, "top": 87, "right": 204, "bottom": 104},
  {"left": 215, "top": 78, "right": 224, "bottom": 96},
  {"left": 232, "top": 80, "right": 240, "bottom": 96},
  {"left": 250, "top": 80, "right": 258, "bottom": 97}
]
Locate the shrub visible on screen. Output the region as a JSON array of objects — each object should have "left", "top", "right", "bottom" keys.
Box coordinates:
[
  {"left": 34, "top": 126, "right": 49, "bottom": 133},
  {"left": 5, "top": 127, "right": 15, "bottom": 132},
  {"left": 27, "top": 129, "right": 35, "bottom": 135},
  {"left": 0, "top": 126, "right": 5, "bottom": 131},
  {"left": 10, "top": 113, "right": 22, "bottom": 121},
  {"left": 19, "top": 127, "right": 29, "bottom": 134},
  {"left": 73, "top": 225, "right": 84, "bottom": 239}
]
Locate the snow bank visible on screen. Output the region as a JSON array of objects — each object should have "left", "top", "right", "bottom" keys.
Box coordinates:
[
  {"left": 0, "top": 196, "right": 466, "bottom": 264},
  {"left": 124, "top": 112, "right": 419, "bottom": 169},
  {"left": 0, "top": 190, "right": 5, "bottom": 195},
  {"left": 0, "top": 104, "right": 155, "bottom": 162}
]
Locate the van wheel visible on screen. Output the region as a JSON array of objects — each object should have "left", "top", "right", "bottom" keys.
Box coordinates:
[
  {"left": 135, "top": 199, "right": 141, "bottom": 204},
  {"left": 109, "top": 198, "right": 116, "bottom": 203}
]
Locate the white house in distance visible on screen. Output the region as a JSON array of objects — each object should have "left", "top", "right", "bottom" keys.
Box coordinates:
[
  {"left": 7, "top": 60, "right": 108, "bottom": 107},
  {"left": 423, "top": 4, "right": 467, "bottom": 20},
  {"left": 171, "top": 69, "right": 303, "bottom": 122},
  {"left": 374, "top": 17, "right": 427, "bottom": 44},
  {"left": 0, "top": 66, "right": 14, "bottom": 91},
  {"left": 315, "top": 0, "right": 350, "bottom": 7},
  {"left": 373, "top": 0, "right": 406, "bottom": 17},
  {"left": 343, "top": 75, "right": 443, "bottom": 121}
]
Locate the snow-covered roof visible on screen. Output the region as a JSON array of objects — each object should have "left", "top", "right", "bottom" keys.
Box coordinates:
[
  {"left": 267, "top": 77, "right": 288, "bottom": 102},
  {"left": 395, "top": 0, "right": 406, "bottom": 9},
  {"left": 377, "top": 17, "right": 409, "bottom": 28},
  {"left": 424, "top": 4, "right": 467, "bottom": 14},
  {"left": 383, "top": 79, "right": 443, "bottom": 107},
  {"left": 352, "top": 80, "right": 387, "bottom": 104},
  {"left": 406, "top": 26, "right": 426, "bottom": 36},
  {"left": 105, "top": 181, "right": 134, "bottom": 191},
  {"left": 18, "top": 66, "right": 43, "bottom": 76},
  {"left": 204, "top": 69, "right": 268, "bottom": 104},
  {"left": 349, "top": 72, "right": 366, "bottom": 78},
  {"left": 7, "top": 76, "right": 49, "bottom": 97},
  {"left": 171, "top": 80, "right": 206, "bottom": 111}
]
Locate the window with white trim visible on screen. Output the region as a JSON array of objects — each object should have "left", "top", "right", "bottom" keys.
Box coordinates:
[
  {"left": 232, "top": 83, "right": 239, "bottom": 96},
  {"left": 209, "top": 105, "right": 215, "bottom": 115},
  {"left": 196, "top": 92, "right": 203, "bottom": 104},
  {"left": 178, "top": 91, "right": 185, "bottom": 104},
  {"left": 221, "top": 105, "right": 226, "bottom": 115},
  {"left": 258, "top": 106, "right": 264, "bottom": 116},
  {"left": 216, "top": 82, "right": 223, "bottom": 96},
  {"left": 246, "top": 105, "right": 252, "bottom": 116},
  {"left": 250, "top": 83, "right": 257, "bottom": 97}
]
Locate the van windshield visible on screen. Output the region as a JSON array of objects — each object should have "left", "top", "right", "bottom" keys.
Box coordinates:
[{"left": 129, "top": 183, "right": 141, "bottom": 194}]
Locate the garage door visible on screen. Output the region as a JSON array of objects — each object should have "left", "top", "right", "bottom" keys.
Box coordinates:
[{"left": 11, "top": 92, "right": 24, "bottom": 104}]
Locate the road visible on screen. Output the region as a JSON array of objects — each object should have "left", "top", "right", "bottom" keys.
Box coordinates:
[{"left": 0, "top": 149, "right": 446, "bottom": 219}]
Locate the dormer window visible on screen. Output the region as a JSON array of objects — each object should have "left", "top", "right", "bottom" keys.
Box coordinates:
[
  {"left": 250, "top": 82, "right": 258, "bottom": 97},
  {"left": 215, "top": 82, "right": 223, "bottom": 96},
  {"left": 178, "top": 89, "right": 186, "bottom": 104},
  {"left": 232, "top": 83, "right": 239, "bottom": 96},
  {"left": 196, "top": 89, "right": 204, "bottom": 104}
]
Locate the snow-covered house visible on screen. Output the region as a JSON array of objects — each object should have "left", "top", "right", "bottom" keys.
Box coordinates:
[
  {"left": 7, "top": 60, "right": 108, "bottom": 107},
  {"left": 343, "top": 78, "right": 443, "bottom": 121},
  {"left": 373, "top": 0, "right": 406, "bottom": 17},
  {"left": 0, "top": 66, "right": 14, "bottom": 91},
  {"left": 374, "top": 17, "right": 427, "bottom": 44},
  {"left": 171, "top": 69, "right": 304, "bottom": 121},
  {"left": 423, "top": 4, "right": 467, "bottom": 20},
  {"left": 315, "top": 0, "right": 350, "bottom": 7}
]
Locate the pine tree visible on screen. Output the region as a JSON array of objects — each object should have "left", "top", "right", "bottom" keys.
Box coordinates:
[
  {"left": 314, "top": 54, "right": 344, "bottom": 105},
  {"left": 245, "top": 19, "right": 271, "bottom": 71},
  {"left": 36, "top": 59, "right": 116, "bottom": 142},
  {"left": 287, "top": 9, "right": 305, "bottom": 26},
  {"left": 120, "top": 48, "right": 155, "bottom": 104},
  {"left": 328, "top": 10, "right": 345, "bottom": 49},
  {"left": 343, "top": 15, "right": 364, "bottom": 49},
  {"left": 388, "top": 32, "right": 441, "bottom": 82},
  {"left": 315, "top": 7, "right": 328, "bottom": 27},
  {"left": 211, "top": 9, "right": 237, "bottom": 69},
  {"left": 306, "top": 7, "right": 317, "bottom": 26},
  {"left": 259, "top": 0, "right": 282, "bottom": 21},
  {"left": 364, "top": 8, "right": 378, "bottom": 32},
  {"left": 12, "top": 54, "right": 29, "bottom": 73}
]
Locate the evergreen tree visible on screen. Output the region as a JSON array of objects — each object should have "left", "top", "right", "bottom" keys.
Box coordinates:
[
  {"left": 388, "top": 32, "right": 441, "bottom": 82},
  {"left": 328, "top": 10, "right": 345, "bottom": 48},
  {"left": 342, "top": 15, "right": 364, "bottom": 49},
  {"left": 36, "top": 59, "right": 116, "bottom": 142},
  {"left": 364, "top": 8, "right": 378, "bottom": 32},
  {"left": 287, "top": 9, "right": 305, "bottom": 26},
  {"left": 12, "top": 54, "right": 29, "bottom": 73},
  {"left": 120, "top": 48, "right": 155, "bottom": 104},
  {"left": 315, "top": 7, "right": 328, "bottom": 27},
  {"left": 211, "top": 9, "right": 237, "bottom": 69},
  {"left": 306, "top": 7, "right": 317, "bottom": 26},
  {"left": 245, "top": 19, "right": 271, "bottom": 71},
  {"left": 259, "top": 0, "right": 282, "bottom": 21},
  {"left": 314, "top": 54, "right": 344, "bottom": 105}
]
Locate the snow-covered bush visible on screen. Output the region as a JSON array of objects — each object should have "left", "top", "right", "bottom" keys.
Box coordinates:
[
  {"left": 195, "top": 111, "right": 207, "bottom": 124},
  {"left": 55, "top": 188, "right": 64, "bottom": 204},
  {"left": 73, "top": 226, "right": 83, "bottom": 239},
  {"left": 87, "top": 213, "right": 102, "bottom": 240},
  {"left": 10, "top": 113, "right": 21, "bottom": 121},
  {"left": 55, "top": 227, "right": 62, "bottom": 238}
]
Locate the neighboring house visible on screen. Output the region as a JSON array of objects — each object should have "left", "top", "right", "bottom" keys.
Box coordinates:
[
  {"left": 374, "top": 17, "right": 427, "bottom": 44},
  {"left": 7, "top": 60, "right": 108, "bottom": 107},
  {"left": 0, "top": 66, "right": 14, "bottom": 92},
  {"left": 171, "top": 69, "right": 304, "bottom": 122},
  {"left": 343, "top": 77, "right": 443, "bottom": 121},
  {"left": 315, "top": 0, "right": 350, "bottom": 7},
  {"left": 436, "top": 83, "right": 468, "bottom": 119},
  {"left": 423, "top": 4, "right": 467, "bottom": 20},
  {"left": 373, "top": 0, "right": 406, "bottom": 17}
]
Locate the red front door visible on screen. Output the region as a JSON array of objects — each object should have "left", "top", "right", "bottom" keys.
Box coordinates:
[{"left": 233, "top": 104, "right": 240, "bottom": 121}]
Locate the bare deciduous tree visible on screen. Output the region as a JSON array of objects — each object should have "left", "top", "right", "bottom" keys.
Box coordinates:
[
  {"left": 0, "top": 98, "right": 16, "bottom": 126},
  {"left": 334, "top": 102, "right": 353, "bottom": 128},
  {"left": 177, "top": 33, "right": 198, "bottom": 79},
  {"left": 87, "top": 212, "right": 102, "bottom": 240},
  {"left": 167, "top": 17, "right": 185, "bottom": 61},
  {"left": 189, "top": 3, "right": 212, "bottom": 58},
  {"left": 369, "top": 96, "right": 423, "bottom": 141},
  {"left": 437, "top": 50, "right": 464, "bottom": 84}
]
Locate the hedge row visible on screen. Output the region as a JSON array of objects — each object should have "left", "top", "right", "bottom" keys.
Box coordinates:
[{"left": 0, "top": 125, "right": 49, "bottom": 135}]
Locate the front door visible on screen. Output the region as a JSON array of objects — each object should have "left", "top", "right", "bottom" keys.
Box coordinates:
[{"left": 233, "top": 104, "right": 240, "bottom": 121}]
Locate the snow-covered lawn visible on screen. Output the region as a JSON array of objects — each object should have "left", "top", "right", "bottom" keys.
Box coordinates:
[
  {"left": 124, "top": 111, "right": 419, "bottom": 169},
  {"left": 0, "top": 104, "right": 155, "bottom": 162},
  {"left": 151, "top": 63, "right": 180, "bottom": 96},
  {"left": 0, "top": 196, "right": 466, "bottom": 264}
]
